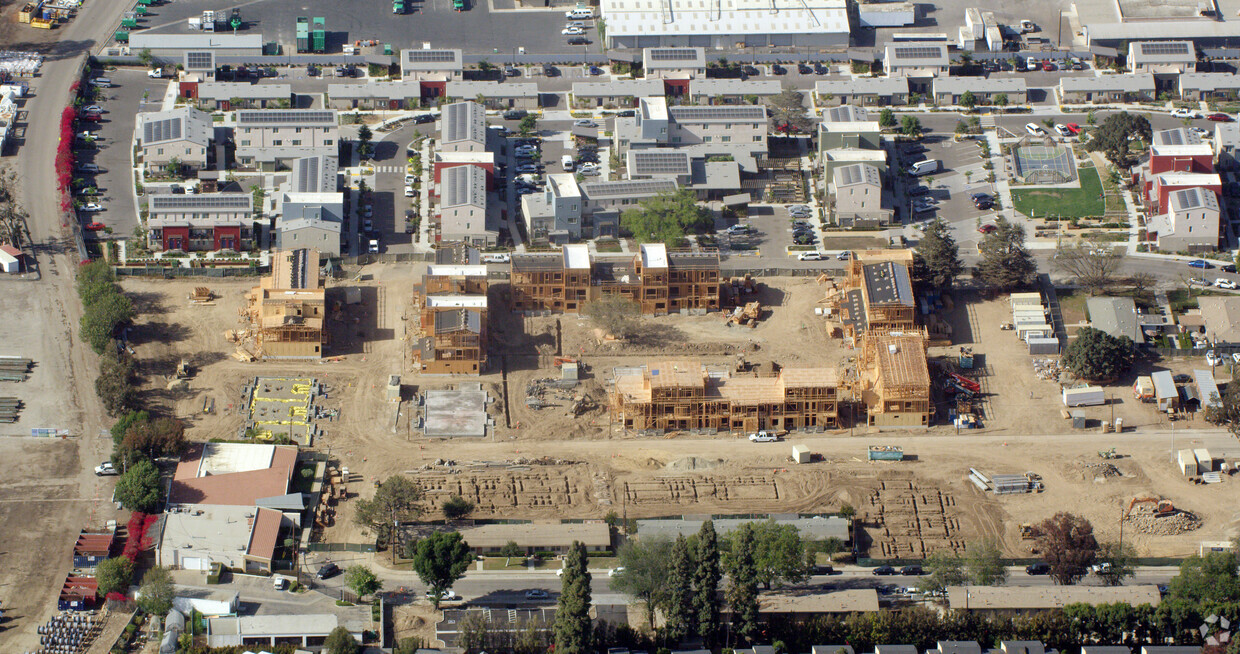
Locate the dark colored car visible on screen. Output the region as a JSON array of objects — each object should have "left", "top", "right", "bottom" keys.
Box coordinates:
[
  {"left": 1223, "top": 264, "right": 1237, "bottom": 273},
  {"left": 798, "top": 63, "right": 813, "bottom": 74},
  {"left": 742, "top": 65, "right": 759, "bottom": 76},
  {"left": 1026, "top": 562, "right": 1051, "bottom": 575},
  {"left": 900, "top": 565, "right": 924, "bottom": 576},
  {"left": 978, "top": 224, "right": 997, "bottom": 234},
  {"left": 971, "top": 192, "right": 992, "bottom": 201},
  {"left": 907, "top": 185, "right": 929, "bottom": 196},
  {"left": 616, "top": 109, "right": 636, "bottom": 117},
  {"left": 811, "top": 564, "right": 834, "bottom": 575},
  {"left": 873, "top": 565, "right": 897, "bottom": 576},
  {"left": 567, "top": 36, "right": 590, "bottom": 45},
  {"left": 771, "top": 64, "right": 786, "bottom": 75},
  {"left": 317, "top": 563, "right": 340, "bottom": 579},
  {"left": 503, "top": 109, "right": 528, "bottom": 120},
  {"left": 1173, "top": 374, "right": 1193, "bottom": 383},
  {"left": 1188, "top": 259, "right": 1212, "bottom": 269},
  {"left": 975, "top": 200, "right": 994, "bottom": 210},
  {"left": 903, "top": 144, "right": 928, "bottom": 154},
  {"left": 543, "top": 64, "right": 557, "bottom": 77},
  {"left": 813, "top": 63, "right": 829, "bottom": 74},
  {"left": 412, "top": 113, "right": 435, "bottom": 124},
  {"left": 505, "top": 67, "right": 520, "bottom": 77}
]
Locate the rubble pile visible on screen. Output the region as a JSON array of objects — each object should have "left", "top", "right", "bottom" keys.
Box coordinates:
[
  {"left": 1032, "top": 358, "right": 1066, "bottom": 381},
  {"left": 1085, "top": 462, "right": 1122, "bottom": 478},
  {"left": 1128, "top": 505, "right": 1202, "bottom": 535}
]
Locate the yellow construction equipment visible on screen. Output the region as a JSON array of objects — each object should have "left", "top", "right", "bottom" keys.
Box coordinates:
[
  {"left": 1124, "top": 496, "right": 1174, "bottom": 519},
  {"left": 1019, "top": 524, "right": 1036, "bottom": 540}
]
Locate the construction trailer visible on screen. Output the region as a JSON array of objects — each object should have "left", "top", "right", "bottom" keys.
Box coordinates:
[
  {"left": 792, "top": 444, "right": 811, "bottom": 463},
  {"left": 858, "top": 333, "right": 932, "bottom": 428},
  {"left": 244, "top": 249, "right": 325, "bottom": 359},
  {"left": 1133, "top": 376, "right": 1155, "bottom": 402},
  {"left": 1062, "top": 385, "right": 1105, "bottom": 407},
  {"left": 1194, "top": 448, "right": 1214, "bottom": 473},
  {"left": 609, "top": 360, "right": 840, "bottom": 432},
  {"left": 1151, "top": 370, "right": 1178, "bottom": 412},
  {"left": 510, "top": 243, "right": 720, "bottom": 316}
]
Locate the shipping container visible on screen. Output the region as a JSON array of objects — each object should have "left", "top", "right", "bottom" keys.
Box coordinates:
[
  {"left": 1194, "top": 448, "right": 1213, "bottom": 473},
  {"left": 1177, "top": 449, "right": 1198, "bottom": 476},
  {"left": 868, "top": 445, "right": 904, "bottom": 461},
  {"left": 1062, "top": 385, "right": 1105, "bottom": 407},
  {"left": 1027, "top": 337, "right": 1059, "bottom": 355}
]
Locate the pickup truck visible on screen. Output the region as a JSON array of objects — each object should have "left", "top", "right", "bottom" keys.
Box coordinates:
[{"left": 748, "top": 430, "right": 779, "bottom": 442}]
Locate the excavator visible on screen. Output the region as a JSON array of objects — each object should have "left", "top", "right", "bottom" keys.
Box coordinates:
[{"left": 1124, "top": 495, "right": 1174, "bottom": 520}]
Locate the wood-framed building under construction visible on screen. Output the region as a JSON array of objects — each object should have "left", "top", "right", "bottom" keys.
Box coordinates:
[
  {"left": 244, "top": 248, "right": 325, "bottom": 359},
  {"left": 510, "top": 243, "right": 720, "bottom": 315},
  {"left": 609, "top": 360, "right": 840, "bottom": 432},
  {"left": 858, "top": 333, "right": 932, "bottom": 428},
  {"left": 413, "top": 250, "right": 489, "bottom": 375},
  {"left": 830, "top": 249, "right": 917, "bottom": 343}
]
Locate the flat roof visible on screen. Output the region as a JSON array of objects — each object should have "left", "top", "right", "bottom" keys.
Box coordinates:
[
  {"left": 563, "top": 243, "right": 591, "bottom": 269},
  {"left": 196, "top": 82, "right": 291, "bottom": 99},
  {"left": 1129, "top": 41, "right": 1195, "bottom": 64},
  {"left": 604, "top": 0, "right": 848, "bottom": 38},
  {"left": 150, "top": 193, "right": 251, "bottom": 213},
  {"left": 643, "top": 47, "right": 706, "bottom": 69},
  {"left": 130, "top": 32, "right": 264, "bottom": 49},
  {"left": 401, "top": 48, "right": 463, "bottom": 70},
  {"left": 947, "top": 585, "right": 1161, "bottom": 610},
  {"left": 885, "top": 43, "right": 949, "bottom": 66},
  {"left": 446, "top": 81, "right": 538, "bottom": 98},
  {"left": 669, "top": 105, "right": 767, "bottom": 123},
  {"left": 454, "top": 522, "right": 611, "bottom": 548},
  {"left": 759, "top": 589, "right": 878, "bottom": 613}
]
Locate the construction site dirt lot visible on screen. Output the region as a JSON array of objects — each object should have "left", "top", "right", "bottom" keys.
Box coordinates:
[
  {"left": 0, "top": 278, "right": 127, "bottom": 653},
  {"left": 116, "top": 269, "right": 1239, "bottom": 561}
]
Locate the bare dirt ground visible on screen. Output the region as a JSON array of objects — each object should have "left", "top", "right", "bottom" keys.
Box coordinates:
[{"left": 114, "top": 266, "right": 1240, "bottom": 564}]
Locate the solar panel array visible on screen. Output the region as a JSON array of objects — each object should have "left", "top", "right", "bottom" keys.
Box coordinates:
[
  {"left": 649, "top": 48, "right": 699, "bottom": 62},
  {"left": 237, "top": 110, "right": 335, "bottom": 126},
  {"left": 631, "top": 151, "right": 690, "bottom": 176},
  {"left": 836, "top": 164, "right": 863, "bottom": 186},
  {"left": 406, "top": 49, "right": 458, "bottom": 63},
  {"left": 184, "top": 51, "right": 213, "bottom": 70},
  {"left": 151, "top": 194, "right": 252, "bottom": 211},
  {"left": 669, "top": 105, "right": 766, "bottom": 121},
  {"left": 893, "top": 46, "right": 944, "bottom": 60},
  {"left": 143, "top": 117, "right": 182, "bottom": 144},
  {"left": 442, "top": 165, "right": 484, "bottom": 207},
  {"left": 1139, "top": 42, "right": 1190, "bottom": 56},
  {"left": 583, "top": 179, "right": 676, "bottom": 198}
]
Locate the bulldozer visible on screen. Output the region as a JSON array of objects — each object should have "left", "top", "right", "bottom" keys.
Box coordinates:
[
  {"left": 1019, "top": 523, "right": 1036, "bottom": 540},
  {"left": 1124, "top": 495, "right": 1174, "bottom": 520}
]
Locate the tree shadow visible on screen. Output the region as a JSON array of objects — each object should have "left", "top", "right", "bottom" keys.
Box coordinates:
[{"left": 628, "top": 323, "right": 686, "bottom": 348}]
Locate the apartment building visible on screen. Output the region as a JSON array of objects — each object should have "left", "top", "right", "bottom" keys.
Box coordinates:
[
  {"left": 931, "top": 76, "right": 1027, "bottom": 105},
  {"left": 234, "top": 109, "right": 338, "bottom": 171},
  {"left": 244, "top": 248, "right": 325, "bottom": 359},
  {"left": 274, "top": 192, "right": 344, "bottom": 257},
  {"left": 510, "top": 243, "right": 719, "bottom": 315},
  {"left": 147, "top": 193, "right": 254, "bottom": 252},
  {"left": 828, "top": 250, "right": 917, "bottom": 343},
  {"left": 1147, "top": 186, "right": 1221, "bottom": 252},
  {"left": 571, "top": 79, "right": 664, "bottom": 108},
  {"left": 190, "top": 82, "right": 293, "bottom": 111},
  {"left": 399, "top": 48, "right": 464, "bottom": 81},
  {"left": 520, "top": 173, "right": 584, "bottom": 243},
  {"left": 609, "top": 361, "right": 840, "bottom": 432},
  {"left": 858, "top": 333, "right": 932, "bottom": 428},
  {"left": 832, "top": 164, "right": 892, "bottom": 228},
  {"left": 414, "top": 253, "right": 489, "bottom": 375},
  {"left": 814, "top": 78, "right": 911, "bottom": 107},
  {"left": 138, "top": 107, "right": 213, "bottom": 173},
  {"left": 883, "top": 43, "right": 949, "bottom": 94},
  {"left": 1058, "top": 74, "right": 1156, "bottom": 104},
  {"left": 1178, "top": 72, "right": 1240, "bottom": 101},
  {"left": 1126, "top": 41, "right": 1196, "bottom": 75},
  {"left": 643, "top": 47, "right": 707, "bottom": 80},
  {"left": 439, "top": 100, "right": 487, "bottom": 153},
  {"left": 437, "top": 164, "right": 496, "bottom": 247},
  {"left": 615, "top": 98, "right": 767, "bottom": 173}
]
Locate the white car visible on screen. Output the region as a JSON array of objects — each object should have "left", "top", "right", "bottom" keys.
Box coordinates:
[
  {"left": 405, "top": 186, "right": 415, "bottom": 197},
  {"left": 1189, "top": 277, "right": 1209, "bottom": 286},
  {"left": 1207, "top": 350, "right": 1220, "bottom": 366},
  {"left": 426, "top": 589, "right": 460, "bottom": 602},
  {"left": 1171, "top": 108, "right": 1201, "bottom": 119},
  {"left": 147, "top": 68, "right": 164, "bottom": 78},
  {"left": 726, "top": 224, "right": 751, "bottom": 234},
  {"left": 94, "top": 461, "right": 118, "bottom": 476},
  {"left": 1053, "top": 124, "right": 1071, "bottom": 137},
  {"left": 797, "top": 251, "right": 823, "bottom": 261},
  {"left": 1020, "top": 19, "right": 1036, "bottom": 33},
  {"left": 481, "top": 253, "right": 511, "bottom": 263},
  {"left": 577, "top": 163, "right": 599, "bottom": 172},
  {"left": 607, "top": 566, "right": 626, "bottom": 577},
  {"left": 77, "top": 131, "right": 98, "bottom": 140},
  {"left": 565, "top": 21, "right": 586, "bottom": 29},
  {"left": 1025, "top": 123, "right": 1046, "bottom": 137},
  {"left": 574, "top": 119, "right": 598, "bottom": 128},
  {"left": 562, "top": 26, "right": 586, "bottom": 35},
  {"left": 748, "top": 431, "right": 778, "bottom": 442},
  {"left": 1215, "top": 278, "right": 1237, "bottom": 289},
  {"left": 1190, "top": 127, "right": 1211, "bottom": 138},
  {"left": 405, "top": 174, "right": 416, "bottom": 184},
  {"left": 836, "top": 251, "right": 851, "bottom": 260},
  {"left": 80, "top": 203, "right": 103, "bottom": 212}
]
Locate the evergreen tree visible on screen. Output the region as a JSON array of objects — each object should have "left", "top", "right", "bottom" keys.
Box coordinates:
[
  {"left": 555, "top": 542, "right": 593, "bottom": 654},
  {"left": 915, "top": 218, "right": 963, "bottom": 290},
  {"left": 692, "top": 520, "right": 722, "bottom": 646},
  {"left": 726, "top": 523, "right": 760, "bottom": 644},
  {"left": 664, "top": 535, "right": 696, "bottom": 643},
  {"left": 976, "top": 217, "right": 1037, "bottom": 291}
]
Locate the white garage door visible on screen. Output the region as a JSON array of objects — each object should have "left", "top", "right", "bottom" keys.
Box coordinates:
[{"left": 181, "top": 556, "right": 208, "bottom": 571}]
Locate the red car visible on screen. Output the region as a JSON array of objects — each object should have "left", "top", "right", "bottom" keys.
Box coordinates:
[
  {"left": 84, "top": 222, "right": 105, "bottom": 231},
  {"left": 1042, "top": 60, "right": 1057, "bottom": 71},
  {"left": 1208, "top": 113, "right": 1234, "bottom": 122},
  {"left": 978, "top": 224, "right": 997, "bottom": 234},
  {"left": 80, "top": 113, "right": 102, "bottom": 122},
  {"left": 1064, "top": 123, "right": 1081, "bottom": 134}
]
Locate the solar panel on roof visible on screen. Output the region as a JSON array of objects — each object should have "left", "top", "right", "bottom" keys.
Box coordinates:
[
  {"left": 237, "top": 110, "right": 335, "bottom": 125},
  {"left": 583, "top": 180, "right": 677, "bottom": 198},
  {"left": 649, "top": 48, "right": 699, "bottom": 62},
  {"left": 893, "top": 46, "right": 944, "bottom": 60},
  {"left": 1140, "top": 42, "right": 1190, "bottom": 56},
  {"left": 151, "top": 195, "right": 251, "bottom": 210},
  {"left": 668, "top": 106, "right": 766, "bottom": 121},
  {"left": 631, "top": 151, "right": 690, "bottom": 175},
  {"left": 406, "top": 49, "right": 458, "bottom": 63},
  {"left": 185, "top": 51, "right": 213, "bottom": 70},
  {"left": 143, "top": 117, "right": 183, "bottom": 144}
]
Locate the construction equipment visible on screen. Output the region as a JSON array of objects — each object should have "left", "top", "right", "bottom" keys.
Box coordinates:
[
  {"left": 295, "top": 16, "right": 309, "bottom": 52},
  {"left": 1019, "top": 524, "right": 1036, "bottom": 540},
  {"left": 229, "top": 7, "right": 241, "bottom": 30},
  {"left": 958, "top": 346, "right": 974, "bottom": 370},
  {"left": 726, "top": 301, "right": 762, "bottom": 327},
  {"left": 1098, "top": 447, "right": 1117, "bottom": 459},
  {"left": 1124, "top": 496, "right": 1174, "bottom": 520},
  {"left": 175, "top": 359, "right": 192, "bottom": 379}
]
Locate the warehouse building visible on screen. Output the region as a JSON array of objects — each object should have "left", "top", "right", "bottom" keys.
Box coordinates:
[{"left": 600, "top": 0, "right": 849, "bottom": 49}]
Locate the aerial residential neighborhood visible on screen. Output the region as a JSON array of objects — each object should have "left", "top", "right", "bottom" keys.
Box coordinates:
[{"left": 1, "top": 0, "right": 1240, "bottom": 652}]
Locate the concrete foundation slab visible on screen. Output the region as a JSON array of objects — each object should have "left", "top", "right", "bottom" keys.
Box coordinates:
[{"left": 424, "top": 389, "right": 488, "bottom": 438}]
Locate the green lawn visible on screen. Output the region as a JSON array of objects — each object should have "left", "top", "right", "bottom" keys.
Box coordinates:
[{"left": 1011, "top": 165, "right": 1106, "bottom": 219}]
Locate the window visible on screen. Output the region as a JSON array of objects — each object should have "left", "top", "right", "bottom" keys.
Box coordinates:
[
  {"left": 240, "top": 140, "right": 251, "bottom": 146},
  {"left": 291, "top": 140, "right": 302, "bottom": 146},
  {"left": 324, "top": 140, "right": 334, "bottom": 146},
  {"left": 273, "top": 140, "right": 283, "bottom": 146},
  {"left": 720, "top": 136, "right": 731, "bottom": 142},
  {"left": 157, "top": 148, "right": 164, "bottom": 155},
  {"left": 703, "top": 136, "right": 712, "bottom": 142},
  {"left": 753, "top": 135, "right": 763, "bottom": 141},
  {"left": 295, "top": 127, "right": 303, "bottom": 133},
  {"left": 672, "top": 136, "right": 681, "bottom": 143}
]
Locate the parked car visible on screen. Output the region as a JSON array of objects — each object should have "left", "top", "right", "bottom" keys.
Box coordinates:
[
  {"left": 426, "top": 589, "right": 460, "bottom": 601},
  {"left": 80, "top": 202, "right": 103, "bottom": 212},
  {"left": 797, "top": 251, "right": 823, "bottom": 261},
  {"left": 616, "top": 109, "right": 635, "bottom": 117},
  {"left": 1188, "top": 259, "right": 1212, "bottom": 269},
  {"left": 1064, "top": 123, "right": 1082, "bottom": 134},
  {"left": 726, "top": 224, "right": 751, "bottom": 234},
  {"left": 794, "top": 234, "right": 817, "bottom": 244},
  {"left": 742, "top": 65, "right": 759, "bottom": 76},
  {"left": 900, "top": 565, "right": 924, "bottom": 576},
  {"left": 978, "top": 223, "right": 997, "bottom": 234},
  {"left": 1025, "top": 123, "right": 1047, "bottom": 137},
  {"left": 412, "top": 113, "right": 436, "bottom": 124},
  {"left": 787, "top": 204, "right": 811, "bottom": 215},
  {"left": 587, "top": 66, "right": 603, "bottom": 76},
  {"left": 504, "top": 67, "right": 520, "bottom": 77},
  {"left": 771, "top": 64, "right": 786, "bottom": 75},
  {"left": 1208, "top": 113, "right": 1234, "bottom": 122},
  {"left": 567, "top": 36, "right": 590, "bottom": 45},
  {"left": 574, "top": 119, "right": 598, "bottom": 128},
  {"left": 798, "top": 63, "right": 813, "bottom": 74},
  {"left": 562, "top": 26, "right": 585, "bottom": 35},
  {"left": 748, "top": 430, "right": 779, "bottom": 442},
  {"left": 1191, "top": 127, "right": 1212, "bottom": 138},
  {"left": 516, "top": 164, "right": 541, "bottom": 174},
  {"left": 94, "top": 461, "right": 118, "bottom": 476},
  {"left": 836, "top": 251, "right": 851, "bottom": 260},
  {"left": 906, "top": 185, "right": 929, "bottom": 196},
  {"left": 873, "top": 565, "right": 897, "bottom": 576},
  {"left": 607, "top": 566, "right": 626, "bottom": 577},
  {"left": 405, "top": 186, "right": 415, "bottom": 197},
  {"left": 1171, "top": 108, "right": 1202, "bottom": 119},
  {"left": 813, "top": 62, "right": 829, "bottom": 74},
  {"left": 811, "top": 564, "right": 834, "bottom": 575},
  {"left": 1207, "top": 350, "right": 1221, "bottom": 366},
  {"left": 1025, "top": 562, "right": 1050, "bottom": 575},
  {"left": 317, "top": 563, "right": 340, "bottom": 579},
  {"left": 1215, "top": 278, "right": 1238, "bottom": 289},
  {"left": 84, "top": 221, "right": 106, "bottom": 231},
  {"left": 1053, "top": 124, "right": 1072, "bottom": 137},
  {"left": 1189, "top": 277, "right": 1210, "bottom": 286},
  {"left": 524, "top": 589, "right": 550, "bottom": 600},
  {"left": 481, "top": 253, "right": 511, "bottom": 264},
  {"left": 503, "top": 109, "right": 528, "bottom": 120},
  {"left": 1223, "top": 264, "right": 1237, "bottom": 273}
]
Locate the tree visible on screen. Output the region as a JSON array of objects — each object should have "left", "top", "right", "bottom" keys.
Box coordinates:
[
  {"left": 582, "top": 296, "right": 641, "bottom": 341},
  {"left": 747, "top": 521, "right": 808, "bottom": 589},
  {"left": 1093, "top": 541, "right": 1137, "bottom": 586},
  {"left": 115, "top": 458, "right": 162, "bottom": 513},
  {"left": 879, "top": 108, "right": 896, "bottom": 129},
  {"left": 1168, "top": 551, "right": 1240, "bottom": 603},
  {"left": 442, "top": 495, "right": 475, "bottom": 520},
  {"left": 610, "top": 537, "right": 672, "bottom": 629},
  {"left": 976, "top": 217, "right": 1037, "bottom": 291},
  {"left": 693, "top": 520, "right": 722, "bottom": 645},
  {"left": 1085, "top": 111, "right": 1152, "bottom": 167},
  {"left": 964, "top": 539, "right": 1007, "bottom": 586},
  {"left": 95, "top": 345, "right": 136, "bottom": 417},
  {"left": 1203, "top": 377, "right": 1240, "bottom": 435},
  {"left": 1063, "top": 327, "right": 1134, "bottom": 381},
  {"left": 901, "top": 115, "right": 923, "bottom": 138},
  {"left": 137, "top": 566, "right": 174, "bottom": 616},
  {"left": 620, "top": 188, "right": 713, "bottom": 245},
  {"left": 918, "top": 550, "right": 965, "bottom": 595},
  {"left": 325, "top": 626, "right": 360, "bottom": 654},
  {"left": 354, "top": 475, "right": 423, "bottom": 554},
  {"left": 478, "top": 60, "right": 494, "bottom": 73},
  {"left": 110, "top": 410, "right": 150, "bottom": 447},
  {"left": 1053, "top": 240, "right": 1124, "bottom": 295},
  {"left": 663, "top": 535, "right": 696, "bottom": 643},
  {"left": 726, "top": 523, "right": 760, "bottom": 644},
  {"left": 80, "top": 291, "right": 134, "bottom": 355},
  {"left": 519, "top": 114, "right": 538, "bottom": 136},
  {"left": 409, "top": 532, "right": 473, "bottom": 608},
  {"left": 1034, "top": 512, "right": 1099, "bottom": 585},
  {"left": 344, "top": 565, "right": 382, "bottom": 599},
  {"left": 839, "top": 503, "right": 856, "bottom": 519},
  {"left": 95, "top": 556, "right": 134, "bottom": 596},
  {"left": 766, "top": 87, "right": 812, "bottom": 134},
  {"left": 554, "top": 542, "right": 593, "bottom": 654},
  {"left": 819, "top": 537, "right": 844, "bottom": 562},
  {"left": 994, "top": 93, "right": 1009, "bottom": 107},
  {"left": 356, "top": 124, "right": 374, "bottom": 159},
  {"left": 915, "top": 218, "right": 963, "bottom": 290},
  {"left": 500, "top": 540, "right": 525, "bottom": 566},
  {"left": 1130, "top": 272, "right": 1157, "bottom": 297},
  {"left": 121, "top": 417, "right": 187, "bottom": 460},
  {"left": 959, "top": 90, "right": 977, "bottom": 110}
]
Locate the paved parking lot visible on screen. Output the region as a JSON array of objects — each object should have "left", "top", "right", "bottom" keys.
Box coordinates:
[
  {"left": 76, "top": 68, "right": 167, "bottom": 242},
  {"left": 892, "top": 134, "right": 997, "bottom": 244},
  {"left": 371, "top": 120, "right": 438, "bottom": 254}
]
